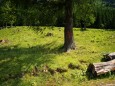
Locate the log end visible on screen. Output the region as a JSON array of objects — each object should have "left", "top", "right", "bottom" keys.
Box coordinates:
[
  {"left": 103, "top": 53, "right": 115, "bottom": 61},
  {"left": 103, "top": 54, "right": 111, "bottom": 61},
  {"left": 87, "top": 63, "right": 97, "bottom": 77}
]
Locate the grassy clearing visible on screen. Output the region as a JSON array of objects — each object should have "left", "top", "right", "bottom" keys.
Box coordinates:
[{"left": 0, "top": 26, "right": 115, "bottom": 86}]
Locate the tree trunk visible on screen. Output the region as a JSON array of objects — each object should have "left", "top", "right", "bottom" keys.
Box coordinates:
[
  {"left": 6, "top": 22, "right": 7, "bottom": 28},
  {"left": 64, "top": 0, "right": 76, "bottom": 52},
  {"left": 87, "top": 59, "right": 115, "bottom": 77}
]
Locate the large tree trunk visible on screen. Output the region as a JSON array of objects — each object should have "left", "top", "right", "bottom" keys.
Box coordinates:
[
  {"left": 64, "top": 0, "right": 76, "bottom": 52},
  {"left": 87, "top": 59, "right": 115, "bottom": 77}
]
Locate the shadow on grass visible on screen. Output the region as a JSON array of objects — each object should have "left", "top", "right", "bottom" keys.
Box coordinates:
[
  {"left": 0, "top": 42, "right": 63, "bottom": 85},
  {"left": 104, "top": 29, "right": 115, "bottom": 31}
]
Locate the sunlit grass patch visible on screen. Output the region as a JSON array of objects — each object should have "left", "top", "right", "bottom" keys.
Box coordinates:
[{"left": 0, "top": 26, "right": 115, "bottom": 86}]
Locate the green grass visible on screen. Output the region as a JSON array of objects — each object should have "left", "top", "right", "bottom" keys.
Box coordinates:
[{"left": 0, "top": 26, "right": 115, "bottom": 86}]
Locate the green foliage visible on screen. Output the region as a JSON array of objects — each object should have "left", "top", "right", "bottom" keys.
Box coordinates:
[
  {"left": 0, "top": 0, "right": 115, "bottom": 29},
  {"left": 38, "top": 3, "right": 58, "bottom": 26},
  {"left": 73, "top": 0, "right": 96, "bottom": 27},
  {"left": 94, "top": 6, "right": 115, "bottom": 29},
  {"left": 0, "top": 26, "right": 115, "bottom": 86},
  {"left": 93, "top": 0, "right": 115, "bottom": 29},
  {"left": 0, "top": 0, "right": 16, "bottom": 27}
]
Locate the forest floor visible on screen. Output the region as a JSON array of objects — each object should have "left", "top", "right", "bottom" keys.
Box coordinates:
[{"left": 0, "top": 26, "right": 115, "bottom": 86}]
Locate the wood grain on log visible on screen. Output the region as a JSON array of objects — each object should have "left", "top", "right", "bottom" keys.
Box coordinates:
[{"left": 87, "top": 59, "right": 115, "bottom": 76}]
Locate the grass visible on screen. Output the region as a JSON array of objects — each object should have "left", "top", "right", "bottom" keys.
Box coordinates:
[{"left": 0, "top": 26, "right": 115, "bottom": 86}]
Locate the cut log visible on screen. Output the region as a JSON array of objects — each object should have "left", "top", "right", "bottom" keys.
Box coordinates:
[
  {"left": 103, "top": 52, "right": 115, "bottom": 61},
  {"left": 87, "top": 59, "right": 115, "bottom": 76}
]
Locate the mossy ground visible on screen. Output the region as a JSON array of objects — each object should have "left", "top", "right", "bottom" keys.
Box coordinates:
[{"left": 0, "top": 26, "right": 115, "bottom": 86}]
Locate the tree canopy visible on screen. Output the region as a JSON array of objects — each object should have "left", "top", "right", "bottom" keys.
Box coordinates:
[{"left": 0, "top": 0, "right": 114, "bottom": 28}]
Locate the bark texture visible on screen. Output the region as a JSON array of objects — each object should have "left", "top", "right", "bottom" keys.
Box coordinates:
[
  {"left": 87, "top": 59, "right": 115, "bottom": 76},
  {"left": 103, "top": 52, "right": 115, "bottom": 61},
  {"left": 64, "top": 0, "right": 75, "bottom": 52}
]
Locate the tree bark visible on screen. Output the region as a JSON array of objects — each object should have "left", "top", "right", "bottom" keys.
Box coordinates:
[
  {"left": 6, "top": 22, "right": 7, "bottom": 28},
  {"left": 103, "top": 52, "right": 115, "bottom": 61},
  {"left": 87, "top": 59, "right": 115, "bottom": 77},
  {"left": 64, "top": 0, "right": 76, "bottom": 52}
]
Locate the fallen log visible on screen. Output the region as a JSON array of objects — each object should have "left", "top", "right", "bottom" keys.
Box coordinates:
[
  {"left": 87, "top": 59, "right": 115, "bottom": 77},
  {"left": 103, "top": 52, "right": 115, "bottom": 61}
]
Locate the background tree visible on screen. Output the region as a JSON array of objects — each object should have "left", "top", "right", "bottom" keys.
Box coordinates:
[
  {"left": 73, "top": 0, "right": 96, "bottom": 30},
  {"left": 0, "top": 0, "right": 114, "bottom": 29},
  {"left": 93, "top": 0, "right": 115, "bottom": 29},
  {"left": 0, "top": 0, "right": 16, "bottom": 27}
]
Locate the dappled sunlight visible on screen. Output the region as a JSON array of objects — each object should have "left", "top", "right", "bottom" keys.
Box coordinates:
[
  {"left": 0, "top": 42, "right": 62, "bottom": 85},
  {"left": 0, "top": 27, "right": 115, "bottom": 86}
]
